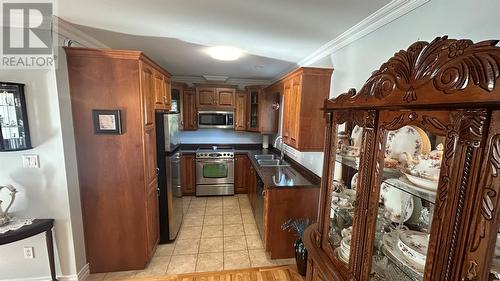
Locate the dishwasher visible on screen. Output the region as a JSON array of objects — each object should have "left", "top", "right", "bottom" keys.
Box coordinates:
[{"left": 255, "top": 176, "right": 265, "bottom": 241}]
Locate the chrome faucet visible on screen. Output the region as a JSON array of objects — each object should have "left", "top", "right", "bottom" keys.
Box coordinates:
[{"left": 273, "top": 136, "right": 285, "bottom": 160}]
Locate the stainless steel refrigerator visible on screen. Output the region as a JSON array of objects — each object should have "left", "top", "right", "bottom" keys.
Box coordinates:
[{"left": 156, "top": 111, "right": 183, "bottom": 243}]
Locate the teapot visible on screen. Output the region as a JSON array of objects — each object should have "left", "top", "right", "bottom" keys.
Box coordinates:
[{"left": 0, "top": 184, "right": 17, "bottom": 226}]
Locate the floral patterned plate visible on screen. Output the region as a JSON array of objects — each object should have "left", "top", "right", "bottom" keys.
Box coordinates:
[
  {"left": 382, "top": 231, "right": 424, "bottom": 277},
  {"left": 385, "top": 125, "right": 430, "bottom": 160},
  {"left": 398, "top": 230, "right": 429, "bottom": 267}
]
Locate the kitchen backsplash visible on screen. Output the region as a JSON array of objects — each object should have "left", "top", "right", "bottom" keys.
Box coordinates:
[{"left": 179, "top": 129, "right": 263, "bottom": 144}]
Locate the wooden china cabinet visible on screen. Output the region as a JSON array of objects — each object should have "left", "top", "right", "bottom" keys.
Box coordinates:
[{"left": 303, "top": 36, "right": 500, "bottom": 281}]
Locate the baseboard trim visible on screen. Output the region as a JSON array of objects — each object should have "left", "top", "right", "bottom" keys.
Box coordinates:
[
  {"left": 76, "top": 263, "right": 90, "bottom": 281},
  {"left": 5, "top": 263, "right": 90, "bottom": 281}
]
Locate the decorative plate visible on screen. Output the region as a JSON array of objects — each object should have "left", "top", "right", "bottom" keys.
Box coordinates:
[
  {"left": 383, "top": 231, "right": 424, "bottom": 276},
  {"left": 397, "top": 230, "right": 429, "bottom": 266},
  {"left": 385, "top": 126, "right": 430, "bottom": 160},
  {"left": 404, "top": 173, "right": 438, "bottom": 191},
  {"left": 380, "top": 182, "right": 414, "bottom": 223},
  {"left": 351, "top": 173, "right": 359, "bottom": 190}
]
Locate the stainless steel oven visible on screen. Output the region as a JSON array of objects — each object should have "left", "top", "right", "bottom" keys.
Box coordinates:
[
  {"left": 196, "top": 148, "right": 235, "bottom": 196},
  {"left": 198, "top": 111, "right": 234, "bottom": 129}
]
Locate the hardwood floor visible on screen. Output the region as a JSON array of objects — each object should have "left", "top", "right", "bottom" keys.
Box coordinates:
[{"left": 132, "top": 265, "right": 303, "bottom": 281}]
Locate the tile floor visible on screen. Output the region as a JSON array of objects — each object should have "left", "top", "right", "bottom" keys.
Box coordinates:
[{"left": 88, "top": 194, "right": 295, "bottom": 280}]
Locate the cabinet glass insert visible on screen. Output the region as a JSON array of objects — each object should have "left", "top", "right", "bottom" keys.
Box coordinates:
[
  {"left": 250, "top": 91, "right": 258, "bottom": 128},
  {"left": 370, "top": 126, "right": 444, "bottom": 281},
  {"left": 0, "top": 82, "right": 31, "bottom": 151},
  {"left": 329, "top": 122, "right": 362, "bottom": 265}
]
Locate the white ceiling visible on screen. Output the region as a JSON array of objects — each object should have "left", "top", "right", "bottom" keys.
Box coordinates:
[{"left": 57, "top": 0, "right": 391, "bottom": 80}]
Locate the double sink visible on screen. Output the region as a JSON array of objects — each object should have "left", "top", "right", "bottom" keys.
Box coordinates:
[{"left": 255, "top": 154, "right": 290, "bottom": 167}]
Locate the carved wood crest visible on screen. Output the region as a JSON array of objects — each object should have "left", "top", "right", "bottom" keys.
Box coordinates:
[{"left": 330, "top": 36, "right": 500, "bottom": 106}]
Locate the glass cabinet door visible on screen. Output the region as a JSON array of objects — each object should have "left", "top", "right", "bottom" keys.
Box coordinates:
[
  {"left": 321, "top": 111, "right": 376, "bottom": 278},
  {"left": 368, "top": 112, "right": 449, "bottom": 281}
]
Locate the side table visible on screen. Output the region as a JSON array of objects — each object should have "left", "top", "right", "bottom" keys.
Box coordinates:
[{"left": 0, "top": 219, "right": 57, "bottom": 281}]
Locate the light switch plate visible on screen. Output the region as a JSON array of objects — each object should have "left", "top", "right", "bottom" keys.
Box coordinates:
[
  {"left": 22, "top": 154, "right": 40, "bottom": 168},
  {"left": 23, "top": 247, "right": 34, "bottom": 259}
]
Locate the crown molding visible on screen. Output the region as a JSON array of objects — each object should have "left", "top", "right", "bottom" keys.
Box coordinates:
[
  {"left": 53, "top": 16, "right": 109, "bottom": 48},
  {"left": 172, "top": 75, "right": 271, "bottom": 87},
  {"left": 297, "top": 0, "right": 430, "bottom": 66}
]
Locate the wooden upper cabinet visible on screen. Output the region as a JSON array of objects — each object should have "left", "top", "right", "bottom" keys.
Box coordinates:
[
  {"left": 217, "top": 88, "right": 236, "bottom": 107},
  {"left": 195, "top": 85, "right": 236, "bottom": 109},
  {"left": 246, "top": 86, "right": 279, "bottom": 134},
  {"left": 140, "top": 63, "right": 155, "bottom": 126},
  {"left": 196, "top": 87, "right": 217, "bottom": 107},
  {"left": 163, "top": 76, "right": 171, "bottom": 109},
  {"left": 270, "top": 67, "right": 333, "bottom": 151},
  {"left": 235, "top": 91, "right": 247, "bottom": 131},
  {"left": 182, "top": 88, "right": 197, "bottom": 130},
  {"left": 152, "top": 70, "right": 171, "bottom": 111}
]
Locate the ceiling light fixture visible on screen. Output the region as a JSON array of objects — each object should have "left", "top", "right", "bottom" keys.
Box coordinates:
[{"left": 206, "top": 46, "right": 243, "bottom": 61}]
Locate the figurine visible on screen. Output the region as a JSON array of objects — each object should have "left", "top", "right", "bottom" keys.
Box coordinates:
[{"left": 0, "top": 184, "right": 17, "bottom": 226}]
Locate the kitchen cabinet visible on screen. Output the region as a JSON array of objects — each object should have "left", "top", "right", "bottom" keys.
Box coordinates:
[
  {"left": 303, "top": 37, "right": 500, "bottom": 281},
  {"left": 235, "top": 154, "right": 250, "bottom": 193},
  {"left": 153, "top": 71, "right": 171, "bottom": 111},
  {"left": 146, "top": 178, "right": 160, "bottom": 255},
  {"left": 248, "top": 164, "right": 257, "bottom": 211},
  {"left": 196, "top": 87, "right": 217, "bottom": 107},
  {"left": 182, "top": 88, "right": 197, "bottom": 131},
  {"left": 268, "top": 67, "right": 333, "bottom": 151},
  {"left": 196, "top": 85, "right": 236, "bottom": 109},
  {"left": 180, "top": 154, "right": 196, "bottom": 195},
  {"left": 217, "top": 87, "right": 236, "bottom": 107},
  {"left": 64, "top": 47, "right": 171, "bottom": 272},
  {"left": 245, "top": 86, "right": 279, "bottom": 134},
  {"left": 263, "top": 187, "right": 319, "bottom": 259},
  {"left": 235, "top": 90, "right": 247, "bottom": 131}
]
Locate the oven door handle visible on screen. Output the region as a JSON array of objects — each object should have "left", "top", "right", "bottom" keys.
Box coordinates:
[{"left": 196, "top": 159, "right": 234, "bottom": 164}]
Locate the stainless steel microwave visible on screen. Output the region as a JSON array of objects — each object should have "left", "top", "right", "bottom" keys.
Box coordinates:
[{"left": 198, "top": 111, "right": 234, "bottom": 129}]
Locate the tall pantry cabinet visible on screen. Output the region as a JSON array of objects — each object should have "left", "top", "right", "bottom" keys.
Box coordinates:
[{"left": 64, "top": 48, "right": 171, "bottom": 273}]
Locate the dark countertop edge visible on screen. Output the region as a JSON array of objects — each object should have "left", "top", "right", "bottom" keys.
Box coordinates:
[{"left": 178, "top": 143, "right": 321, "bottom": 189}]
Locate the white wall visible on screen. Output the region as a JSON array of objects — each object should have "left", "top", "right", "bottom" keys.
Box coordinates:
[
  {"left": 180, "top": 129, "right": 263, "bottom": 144},
  {"left": 0, "top": 67, "right": 83, "bottom": 279},
  {"left": 330, "top": 0, "right": 500, "bottom": 95},
  {"left": 290, "top": 0, "right": 500, "bottom": 177}
]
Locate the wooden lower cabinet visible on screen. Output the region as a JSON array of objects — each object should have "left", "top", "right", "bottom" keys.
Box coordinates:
[
  {"left": 248, "top": 164, "right": 257, "bottom": 211},
  {"left": 235, "top": 154, "right": 250, "bottom": 193},
  {"left": 263, "top": 187, "right": 319, "bottom": 259},
  {"left": 146, "top": 179, "right": 160, "bottom": 257},
  {"left": 181, "top": 154, "right": 196, "bottom": 195}
]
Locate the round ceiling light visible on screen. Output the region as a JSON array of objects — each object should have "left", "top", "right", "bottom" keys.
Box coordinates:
[{"left": 206, "top": 46, "right": 243, "bottom": 61}]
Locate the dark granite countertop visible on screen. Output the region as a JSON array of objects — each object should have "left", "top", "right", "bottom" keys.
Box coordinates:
[
  {"left": 178, "top": 144, "right": 320, "bottom": 189},
  {"left": 244, "top": 150, "right": 318, "bottom": 189}
]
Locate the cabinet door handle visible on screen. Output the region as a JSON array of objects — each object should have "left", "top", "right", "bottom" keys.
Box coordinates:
[{"left": 155, "top": 168, "right": 160, "bottom": 176}]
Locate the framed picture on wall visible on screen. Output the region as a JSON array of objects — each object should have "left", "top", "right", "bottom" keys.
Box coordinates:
[{"left": 92, "top": 109, "right": 122, "bottom": 135}]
